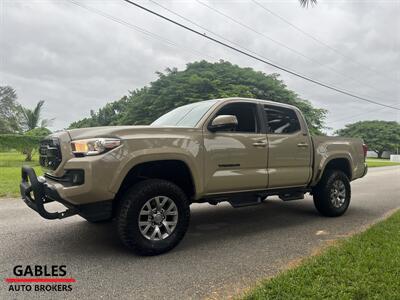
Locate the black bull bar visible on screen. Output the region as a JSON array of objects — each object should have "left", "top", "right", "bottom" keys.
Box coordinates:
[{"left": 20, "top": 166, "right": 77, "bottom": 219}]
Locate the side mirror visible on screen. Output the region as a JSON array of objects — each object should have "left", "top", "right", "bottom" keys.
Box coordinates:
[{"left": 208, "top": 115, "right": 238, "bottom": 132}]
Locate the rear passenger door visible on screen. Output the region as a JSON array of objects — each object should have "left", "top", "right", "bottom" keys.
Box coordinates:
[{"left": 264, "top": 104, "right": 312, "bottom": 188}]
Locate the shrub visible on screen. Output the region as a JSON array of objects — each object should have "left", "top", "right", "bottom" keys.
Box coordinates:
[{"left": 0, "top": 134, "right": 45, "bottom": 161}]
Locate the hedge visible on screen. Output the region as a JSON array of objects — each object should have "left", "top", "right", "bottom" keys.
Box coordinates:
[{"left": 0, "top": 134, "right": 45, "bottom": 161}]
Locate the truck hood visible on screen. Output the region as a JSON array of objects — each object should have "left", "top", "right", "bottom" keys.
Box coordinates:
[
  {"left": 67, "top": 126, "right": 147, "bottom": 140},
  {"left": 66, "top": 125, "right": 197, "bottom": 140}
]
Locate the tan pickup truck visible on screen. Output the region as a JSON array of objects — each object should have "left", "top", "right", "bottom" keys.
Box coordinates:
[{"left": 20, "top": 98, "right": 368, "bottom": 255}]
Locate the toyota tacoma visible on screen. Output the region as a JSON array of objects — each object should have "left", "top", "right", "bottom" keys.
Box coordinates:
[{"left": 20, "top": 98, "right": 368, "bottom": 255}]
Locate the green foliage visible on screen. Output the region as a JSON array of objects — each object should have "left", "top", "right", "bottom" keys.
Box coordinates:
[
  {"left": 20, "top": 100, "right": 53, "bottom": 131},
  {"left": 336, "top": 120, "right": 400, "bottom": 157},
  {"left": 0, "top": 86, "right": 22, "bottom": 133},
  {"left": 0, "top": 86, "right": 53, "bottom": 160},
  {"left": 69, "top": 61, "right": 327, "bottom": 135},
  {"left": 25, "top": 127, "right": 52, "bottom": 137},
  {"left": 70, "top": 96, "right": 131, "bottom": 128},
  {"left": 0, "top": 134, "right": 42, "bottom": 151},
  {"left": 299, "top": 0, "right": 317, "bottom": 7},
  {"left": 0, "top": 86, "right": 53, "bottom": 134},
  {"left": 0, "top": 134, "right": 46, "bottom": 161}
]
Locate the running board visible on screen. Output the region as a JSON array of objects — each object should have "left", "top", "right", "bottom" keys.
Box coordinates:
[
  {"left": 279, "top": 192, "right": 305, "bottom": 201},
  {"left": 200, "top": 188, "right": 310, "bottom": 207},
  {"left": 228, "top": 195, "right": 263, "bottom": 208}
]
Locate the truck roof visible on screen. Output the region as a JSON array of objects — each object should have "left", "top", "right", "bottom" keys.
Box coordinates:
[{"left": 210, "top": 97, "right": 301, "bottom": 111}]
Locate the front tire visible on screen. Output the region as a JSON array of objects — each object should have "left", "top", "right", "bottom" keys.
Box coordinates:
[
  {"left": 117, "top": 179, "right": 190, "bottom": 255},
  {"left": 313, "top": 170, "right": 351, "bottom": 217}
]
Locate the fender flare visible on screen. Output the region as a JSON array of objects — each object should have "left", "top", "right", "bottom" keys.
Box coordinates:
[
  {"left": 314, "top": 155, "right": 353, "bottom": 185},
  {"left": 109, "top": 152, "right": 202, "bottom": 197}
]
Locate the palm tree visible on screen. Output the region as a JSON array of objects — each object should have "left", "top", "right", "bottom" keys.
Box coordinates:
[
  {"left": 19, "top": 100, "right": 53, "bottom": 161},
  {"left": 299, "top": 0, "right": 317, "bottom": 7},
  {"left": 21, "top": 100, "right": 53, "bottom": 131}
]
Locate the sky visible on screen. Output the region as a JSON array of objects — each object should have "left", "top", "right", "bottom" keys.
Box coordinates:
[{"left": 1, "top": 0, "right": 399, "bottom": 133}]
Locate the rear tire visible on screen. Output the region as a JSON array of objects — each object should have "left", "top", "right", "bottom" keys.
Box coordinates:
[
  {"left": 313, "top": 170, "right": 351, "bottom": 217},
  {"left": 117, "top": 179, "right": 190, "bottom": 255}
]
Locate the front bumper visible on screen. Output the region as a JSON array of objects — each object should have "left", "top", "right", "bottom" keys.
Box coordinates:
[
  {"left": 20, "top": 166, "right": 113, "bottom": 221},
  {"left": 20, "top": 166, "right": 78, "bottom": 219}
]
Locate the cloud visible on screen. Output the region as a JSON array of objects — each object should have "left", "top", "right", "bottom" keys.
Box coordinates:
[{"left": 1, "top": 0, "right": 399, "bottom": 132}]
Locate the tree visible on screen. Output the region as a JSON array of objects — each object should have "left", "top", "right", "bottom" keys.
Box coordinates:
[
  {"left": 0, "top": 87, "right": 53, "bottom": 160},
  {"left": 20, "top": 100, "right": 53, "bottom": 131},
  {"left": 23, "top": 127, "right": 52, "bottom": 161},
  {"left": 0, "top": 128, "right": 52, "bottom": 161},
  {"left": 299, "top": 0, "right": 317, "bottom": 7},
  {"left": 336, "top": 121, "right": 400, "bottom": 158},
  {"left": 70, "top": 61, "right": 327, "bottom": 135},
  {"left": 0, "top": 86, "right": 22, "bottom": 133}
]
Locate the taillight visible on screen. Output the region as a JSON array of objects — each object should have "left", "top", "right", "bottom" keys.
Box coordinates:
[{"left": 362, "top": 144, "right": 368, "bottom": 160}]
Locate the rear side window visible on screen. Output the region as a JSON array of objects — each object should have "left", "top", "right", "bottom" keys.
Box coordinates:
[{"left": 264, "top": 105, "right": 301, "bottom": 134}]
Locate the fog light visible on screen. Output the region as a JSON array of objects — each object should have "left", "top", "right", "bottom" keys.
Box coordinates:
[{"left": 67, "top": 170, "right": 84, "bottom": 185}]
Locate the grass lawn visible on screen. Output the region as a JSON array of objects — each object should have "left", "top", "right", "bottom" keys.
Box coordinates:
[
  {"left": 243, "top": 210, "right": 400, "bottom": 300},
  {"left": 0, "top": 151, "right": 42, "bottom": 197},
  {"left": 366, "top": 158, "right": 400, "bottom": 168}
]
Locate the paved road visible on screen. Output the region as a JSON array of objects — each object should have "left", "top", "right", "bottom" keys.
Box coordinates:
[{"left": 1, "top": 166, "right": 399, "bottom": 299}]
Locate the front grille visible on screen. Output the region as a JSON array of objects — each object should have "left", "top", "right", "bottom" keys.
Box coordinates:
[{"left": 39, "top": 138, "right": 62, "bottom": 170}]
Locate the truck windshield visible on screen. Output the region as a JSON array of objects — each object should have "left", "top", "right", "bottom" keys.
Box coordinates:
[{"left": 151, "top": 100, "right": 217, "bottom": 127}]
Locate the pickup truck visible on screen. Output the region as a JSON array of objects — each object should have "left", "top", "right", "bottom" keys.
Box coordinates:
[{"left": 20, "top": 98, "right": 368, "bottom": 255}]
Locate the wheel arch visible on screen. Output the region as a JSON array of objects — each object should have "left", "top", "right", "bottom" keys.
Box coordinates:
[
  {"left": 114, "top": 158, "right": 197, "bottom": 203},
  {"left": 317, "top": 157, "right": 352, "bottom": 184}
]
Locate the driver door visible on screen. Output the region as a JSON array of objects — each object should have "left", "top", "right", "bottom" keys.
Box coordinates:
[{"left": 203, "top": 102, "right": 268, "bottom": 194}]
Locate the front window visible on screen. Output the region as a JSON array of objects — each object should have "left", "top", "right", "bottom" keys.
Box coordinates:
[
  {"left": 213, "top": 102, "right": 260, "bottom": 133},
  {"left": 151, "top": 100, "right": 217, "bottom": 127}
]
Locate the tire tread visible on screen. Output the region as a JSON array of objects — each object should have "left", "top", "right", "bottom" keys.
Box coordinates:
[{"left": 313, "top": 169, "right": 351, "bottom": 217}]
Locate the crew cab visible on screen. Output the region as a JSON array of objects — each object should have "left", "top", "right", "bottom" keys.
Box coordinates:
[{"left": 20, "top": 98, "right": 368, "bottom": 255}]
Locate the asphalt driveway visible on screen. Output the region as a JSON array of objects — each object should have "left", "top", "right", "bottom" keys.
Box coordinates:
[{"left": 0, "top": 166, "right": 399, "bottom": 299}]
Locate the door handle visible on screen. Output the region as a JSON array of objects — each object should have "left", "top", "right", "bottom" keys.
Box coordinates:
[
  {"left": 297, "top": 143, "right": 308, "bottom": 147},
  {"left": 253, "top": 141, "right": 267, "bottom": 147}
]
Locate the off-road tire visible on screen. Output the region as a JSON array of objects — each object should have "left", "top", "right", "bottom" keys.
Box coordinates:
[
  {"left": 117, "top": 179, "right": 190, "bottom": 255},
  {"left": 313, "top": 169, "right": 351, "bottom": 217}
]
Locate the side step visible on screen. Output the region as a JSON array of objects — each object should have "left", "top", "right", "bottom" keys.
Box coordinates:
[
  {"left": 202, "top": 188, "right": 310, "bottom": 207},
  {"left": 279, "top": 192, "right": 305, "bottom": 201},
  {"left": 228, "top": 195, "right": 263, "bottom": 208}
]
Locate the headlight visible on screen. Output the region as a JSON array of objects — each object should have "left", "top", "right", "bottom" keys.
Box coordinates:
[{"left": 70, "top": 138, "right": 121, "bottom": 156}]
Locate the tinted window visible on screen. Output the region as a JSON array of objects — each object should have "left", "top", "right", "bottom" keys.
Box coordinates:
[
  {"left": 264, "top": 105, "right": 300, "bottom": 134},
  {"left": 214, "top": 102, "right": 259, "bottom": 133},
  {"left": 151, "top": 100, "right": 217, "bottom": 127}
]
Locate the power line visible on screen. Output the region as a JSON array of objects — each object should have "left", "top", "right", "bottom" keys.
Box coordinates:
[
  {"left": 66, "top": 0, "right": 217, "bottom": 61},
  {"left": 196, "top": 0, "right": 329, "bottom": 67},
  {"left": 327, "top": 107, "right": 390, "bottom": 125},
  {"left": 251, "top": 0, "right": 396, "bottom": 84},
  {"left": 327, "top": 101, "right": 399, "bottom": 125},
  {"left": 196, "top": 0, "right": 393, "bottom": 99},
  {"left": 147, "top": 0, "right": 281, "bottom": 67},
  {"left": 120, "top": 0, "right": 400, "bottom": 111},
  {"left": 150, "top": 0, "right": 385, "bottom": 99}
]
